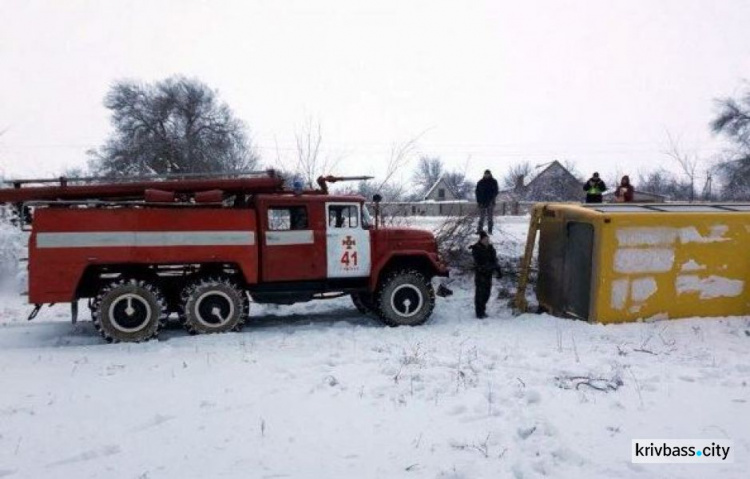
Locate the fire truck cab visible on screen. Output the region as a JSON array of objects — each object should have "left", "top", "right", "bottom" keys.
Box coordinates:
[{"left": 1, "top": 171, "right": 448, "bottom": 343}]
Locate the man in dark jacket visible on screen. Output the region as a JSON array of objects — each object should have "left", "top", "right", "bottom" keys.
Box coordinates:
[
  {"left": 475, "top": 170, "right": 499, "bottom": 234},
  {"left": 583, "top": 172, "right": 606, "bottom": 203},
  {"left": 470, "top": 231, "right": 501, "bottom": 318}
]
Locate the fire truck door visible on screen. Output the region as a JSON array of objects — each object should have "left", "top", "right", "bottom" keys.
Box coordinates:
[
  {"left": 262, "top": 205, "right": 323, "bottom": 281},
  {"left": 326, "top": 202, "right": 371, "bottom": 278}
]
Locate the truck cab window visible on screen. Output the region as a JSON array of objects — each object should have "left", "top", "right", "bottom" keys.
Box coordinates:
[
  {"left": 268, "top": 206, "right": 308, "bottom": 230},
  {"left": 328, "top": 204, "right": 359, "bottom": 228}
]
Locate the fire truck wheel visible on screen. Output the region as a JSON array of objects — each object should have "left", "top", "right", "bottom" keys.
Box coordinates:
[
  {"left": 351, "top": 293, "right": 377, "bottom": 315},
  {"left": 180, "top": 277, "right": 248, "bottom": 334},
  {"left": 375, "top": 270, "right": 435, "bottom": 326},
  {"left": 92, "top": 279, "right": 168, "bottom": 343}
]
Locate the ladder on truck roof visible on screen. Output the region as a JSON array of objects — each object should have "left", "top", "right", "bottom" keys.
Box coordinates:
[
  {"left": 0, "top": 169, "right": 285, "bottom": 204},
  {"left": 5, "top": 169, "right": 271, "bottom": 187}
]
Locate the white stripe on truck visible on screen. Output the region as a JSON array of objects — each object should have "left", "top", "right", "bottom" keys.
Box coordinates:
[
  {"left": 265, "top": 230, "right": 314, "bottom": 246},
  {"left": 36, "top": 231, "right": 256, "bottom": 249}
]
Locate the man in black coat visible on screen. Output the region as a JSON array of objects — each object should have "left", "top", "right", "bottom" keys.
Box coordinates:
[
  {"left": 470, "top": 231, "right": 501, "bottom": 318},
  {"left": 583, "top": 172, "right": 606, "bottom": 203},
  {"left": 475, "top": 170, "right": 499, "bottom": 234}
]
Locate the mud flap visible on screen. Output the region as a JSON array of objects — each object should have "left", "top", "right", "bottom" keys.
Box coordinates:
[{"left": 27, "top": 304, "right": 42, "bottom": 321}]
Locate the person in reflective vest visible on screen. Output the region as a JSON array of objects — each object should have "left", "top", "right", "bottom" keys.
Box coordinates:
[{"left": 583, "top": 172, "right": 606, "bottom": 203}]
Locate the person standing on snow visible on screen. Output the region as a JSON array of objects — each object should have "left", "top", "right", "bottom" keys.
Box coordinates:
[
  {"left": 614, "top": 175, "right": 634, "bottom": 203},
  {"left": 583, "top": 172, "right": 606, "bottom": 203},
  {"left": 470, "top": 231, "right": 501, "bottom": 319},
  {"left": 475, "top": 169, "right": 499, "bottom": 234}
]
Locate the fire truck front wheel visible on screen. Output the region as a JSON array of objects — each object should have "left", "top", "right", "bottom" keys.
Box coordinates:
[
  {"left": 375, "top": 270, "right": 435, "bottom": 326},
  {"left": 92, "top": 279, "right": 168, "bottom": 343},
  {"left": 180, "top": 277, "right": 249, "bottom": 335}
]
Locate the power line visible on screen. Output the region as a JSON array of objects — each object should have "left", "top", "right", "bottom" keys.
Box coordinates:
[{"left": 1, "top": 142, "right": 727, "bottom": 156}]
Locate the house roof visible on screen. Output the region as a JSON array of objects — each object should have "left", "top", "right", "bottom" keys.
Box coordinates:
[
  {"left": 497, "top": 160, "right": 580, "bottom": 196},
  {"left": 525, "top": 160, "right": 581, "bottom": 189},
  {"left": 423, "top": 176, "right": 456, "bottom": 200}
]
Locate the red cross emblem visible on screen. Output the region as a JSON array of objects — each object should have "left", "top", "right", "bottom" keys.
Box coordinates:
[{"left": 342, "top": 236, "right": 356, "bottom": 250}]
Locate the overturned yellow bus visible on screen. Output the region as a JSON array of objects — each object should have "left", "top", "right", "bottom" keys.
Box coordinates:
[{"left": 532, "top": 203, "right": 750, "bottom": 323}]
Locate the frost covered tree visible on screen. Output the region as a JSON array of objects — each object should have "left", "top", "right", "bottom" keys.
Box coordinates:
[
  {"left": 0, "top": 206, "right": 23, "bottom": 291},
  {"left": 89, "top": 76, "right": 259, "bottom": 176},
  {"left": 712, "top": 84, "right": 750, "bottom": 200}
]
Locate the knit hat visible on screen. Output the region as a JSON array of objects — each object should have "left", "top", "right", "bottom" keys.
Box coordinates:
[
  {"left": 484, "top": 169, "right": 491, "bottom": 175},
  {"left": 478, "top": 230, "right": 489, "bottom": 239}
]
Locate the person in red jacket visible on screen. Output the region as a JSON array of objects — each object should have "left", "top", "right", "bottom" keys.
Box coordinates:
[{"left": 614, "top": 175, "right": 634, "bottom": 203}]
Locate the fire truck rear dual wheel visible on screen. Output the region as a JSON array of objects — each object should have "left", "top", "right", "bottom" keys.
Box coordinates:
[
  {"left": 180, "top": 277, "right": 249, "bottom": 335},
  {"left": 375, "top": 270, "right": 435, "bottom": 326},
  {"left": 92, "top": 279, "right": 168, "bottom": 343}
]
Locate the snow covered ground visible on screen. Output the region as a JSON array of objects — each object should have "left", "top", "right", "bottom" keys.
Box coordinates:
[{"left": 0, "top": 217, "right": 748, "bottom": 478}]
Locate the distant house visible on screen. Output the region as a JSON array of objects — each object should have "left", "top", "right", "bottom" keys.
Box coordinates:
[
  {"left": 423, "top": 177, "right": 458, "bottom": 201},
  {"left": 498, "top": 160, "right": 583, "bottom": 202}
]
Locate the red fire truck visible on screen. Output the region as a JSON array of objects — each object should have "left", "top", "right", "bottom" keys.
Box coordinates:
[{"left": 0, "top": 171, "right": 448, "bottom": 342}]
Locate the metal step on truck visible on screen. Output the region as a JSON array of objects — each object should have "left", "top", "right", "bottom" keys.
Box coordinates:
[{"left": 0, "top": 171, "right": 448, "bottom": 343}]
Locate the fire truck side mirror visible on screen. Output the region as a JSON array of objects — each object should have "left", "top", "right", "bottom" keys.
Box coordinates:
[{"left": 372, "top": 194, "right": 382, "bottom": 229}]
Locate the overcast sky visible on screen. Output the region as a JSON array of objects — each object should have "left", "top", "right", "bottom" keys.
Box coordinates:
[{"left": 1, "top": 0, "right": 749, "bottom": 185}]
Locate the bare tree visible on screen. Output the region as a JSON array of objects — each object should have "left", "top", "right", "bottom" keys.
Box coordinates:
[
  {"left": 412, "top": 156, "right": 444, "bottom": 194},
  {"left": 89, "top": 76, "right": 259, "bottom": 176},
  {"left": 636, "top": 168, "right": 692, "bottom": 201},
  {"left": 663, "top": 131, "right": 702, "bottom": 202},
  {"left": 562, "top": 159, "right": 585, "bottom": 181},
  {"left": 443, "top": 171, "right": 473, "bottom": 200},
  {"left": 377, "top": 136, "right": 420, "bottom": 204},
  {"left": 294, "top": 117, "right": 342, "bottom": 188},
  {"left": 338, "top": 135, "right": 424, "bottom": 227},
  {"left": 433, "top": 213, "right": 477, "bottom": 270},
  {"left": 501, "top": 161, "right": 532, "bottom": 190}
]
